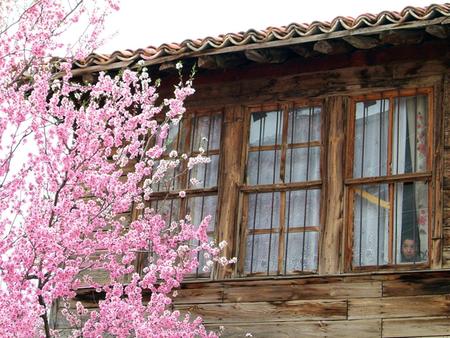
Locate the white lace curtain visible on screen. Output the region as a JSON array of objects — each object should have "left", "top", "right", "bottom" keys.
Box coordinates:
[{"left": 353, "top": 95, "right": 428, "bottom": 266}]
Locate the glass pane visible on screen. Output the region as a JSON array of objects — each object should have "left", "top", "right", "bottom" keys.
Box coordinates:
[
  {"left": 248, "top": 192, "right": 280, "bottom": 230},
  {"left": 394, "top": 181, "right": 428, "bottom": 264},
  {"left": 186, "top": 195, "right": 217, "bottom": 232},
  {"left": 152, "top": 164, "right": 180, "bottom": 192},
  {"left": 285, "top": 146, "right": 320, "bottom": 182},
  {"left": 287, "top": 106, "right": 321, "bottom": 143},
  {"left": 285, "top": 189, "right": 321, "bottom": 228},
  {"left": 164, "top": 121, "right": 184, "bottom": 153},
  {"left": 189, "top": 154, "right": 219, "bottom": 188},
  {"left": 244, "top": 233, "right": 279, "bottom": 274},
  {"left": 284, "top": 231, "right": 319, "bottom": 272},
  {"left": 247, "top": 150, "right": 281, "bottom": 185},
  {"left": 150, "top": 199, "right": 181, "bottom": 224},
  {"left": 191, "top": 114, "right": 222, "bottom": 151},
  {"left": 249, "top": 110, "right": 283, "bottom": 147},
  {"left": 392, "top": 95, "right": 428, "bottom": 174},
  {"left": 353, "top": 99, "right": 389, "bottom": 178},
  {"left": 191, "top": 233, "right": 215, "bottom": 277},
  {"left": 353, "top": 184, "right": 389, "bottom": 267}
]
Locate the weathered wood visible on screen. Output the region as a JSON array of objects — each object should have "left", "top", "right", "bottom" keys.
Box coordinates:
[
  {"left": 320, "top": 96, "right": 346, "bottom": 275},
  {"left": 215, "top": 106, "right": 244, "bottom": 278},
  {"left": 289, "top": 44, "right": 318, "bottom": 58},
  {"left": 349, "top": 294, "right": 450, "bottom": 319},
  {"left": 216, "top": 54, "right": 248, "bottom": 69},
  {"left": 173, "top": 286, "right": 223, "bottom": 304},
  {"left": 343, "top": 35, "right": 380, "bottom": 49},
  {"left": 313, "top": 40, "right": 351, "bottom": 55},
  {"left": 383, "top": 275, "right": 450, "bottom": 297},
  {"left": 244, "top": 48, "right": 290, "bottom": 64},
  {"left": 158, "top": 62, "right": 178, "bottom": 72},
  {"left": 197, "top": 55, "right": 218, "bottom": 69},
  {"left": 223, "top": 281, "right": 381, "bottom": 303},
  {"left": 176, "top": 299, "right": 347, "bottom": 323},
  {"left": 240, "top": 180, "right": 322, "bottom": 193},
  {"left": 207, "top": 319, "right": 381, "bottom": 338},
  {"left": 379, "top": 30, "right": 424, "bottom": 46},
  {"left": 432, "top": 81, "right": 444, "bottom": 268},
  {"left": 382, "top": 316, "right": 450, "bottom": 337},
  {"left": 425, "top": 25, "right": 449, "bottom": 39},
  {"left": 186, "top": 60, "right": 446, "bottom": 109}
]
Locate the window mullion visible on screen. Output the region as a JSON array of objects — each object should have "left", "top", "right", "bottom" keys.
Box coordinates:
[{"left": 278, "top": 104, "right": 290, "bottom": 274}]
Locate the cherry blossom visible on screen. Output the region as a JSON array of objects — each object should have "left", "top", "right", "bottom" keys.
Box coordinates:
[{"left": 0, "top": 1, "right": 229, "bottom": 337}]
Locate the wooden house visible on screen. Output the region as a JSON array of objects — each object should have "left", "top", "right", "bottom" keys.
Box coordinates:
[{"left": 61, "top": 3, "right": 450, "bottom": 337}]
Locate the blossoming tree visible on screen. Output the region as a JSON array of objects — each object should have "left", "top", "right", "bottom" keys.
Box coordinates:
[{"left": 0, "top": 1, "right": 231, "bottom": 336}]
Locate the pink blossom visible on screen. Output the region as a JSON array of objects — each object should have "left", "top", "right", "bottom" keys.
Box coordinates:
[{"left": 0, "top": 1, "right": 223, "bottom": 336}]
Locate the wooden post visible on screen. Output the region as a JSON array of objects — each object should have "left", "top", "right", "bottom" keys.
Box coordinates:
[
  {"left": 319, "top": 96, "right": 347, "bottom": 274},
  {"left": 215, "top": 105, "right": 244, "bottom": 279},
  {"left": 432, "top": 76, "right": 447, "bottom": 268}
]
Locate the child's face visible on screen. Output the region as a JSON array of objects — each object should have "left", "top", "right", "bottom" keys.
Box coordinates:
[{"left": 402, "top": 239, "right": 416, "bottom": 260}]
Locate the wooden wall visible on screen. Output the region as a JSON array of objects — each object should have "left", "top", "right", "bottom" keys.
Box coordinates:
[
  {"left": 54, "top": 40, "right": 450, "bottom": 336},
  {"left": 174, "top": 270, "right": 450, "bottom": 337}
]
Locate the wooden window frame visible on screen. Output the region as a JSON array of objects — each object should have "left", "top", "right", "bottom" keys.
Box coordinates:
[
  {"left": 236, "top": 100, "right": 325, "bottom": 277},
  {"left": 344, "top": 87, "right": 435, "bottom": 272},
  {"left": 135, "top": 109, "right": 224, "bottom": 279}
]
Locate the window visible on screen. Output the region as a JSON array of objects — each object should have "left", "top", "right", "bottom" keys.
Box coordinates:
[
  {"left": 143, "top": 111, "right": 223, "bottom": 278},
  {"left": 346, "top": 89, "right": 432, "bottom": 269},
  {"left": 238, "top": 103, "right": 323, "bottom": 276}
]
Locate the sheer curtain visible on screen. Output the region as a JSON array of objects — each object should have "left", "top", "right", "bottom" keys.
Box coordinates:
[
  {"left": 353, "top": 99, "right": 389, "bottom": 266},
  {"left": 353, "top": 95, "right": 428, "bottom": 266},
  {"left": 393, "top": 95, "right": 428, "bottom": 263}
]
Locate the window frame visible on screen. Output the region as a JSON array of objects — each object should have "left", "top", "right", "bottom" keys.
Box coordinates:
[
  {"left": 236, "top": 100, "right": 326, "bottom": 277},
  {"left": 135, "top": 108, "right": 224, "bottom": 279},
  {"left": 344, "top": 87, "right": 434, "bottom": 272}
]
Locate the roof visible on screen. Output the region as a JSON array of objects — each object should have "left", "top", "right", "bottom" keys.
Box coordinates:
[{"left": 74, "top": 3, "right": 450, "bottom": 71}]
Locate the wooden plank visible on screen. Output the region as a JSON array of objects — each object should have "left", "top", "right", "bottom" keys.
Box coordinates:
[
  {"left": 349, "top": 295, "right": 450, "bottom": 319},
  {"left": 431, "top": 82, "right": 443, "bottom": 269},
  {"left": 173, "top": 286, "right": 223, "bottom": 304},
  {"left": 223, "top": 281, "right": 381, "bottom": 303},
  {"left": 343, "top": 36, "right": 380, "bottom": 49},
  {"left": 313, "top": 40, "right": 351, "bottom": 55},
  {"left": 244, "top": 48, "right": 290, "bottom": 64},
  {"left": 382, "top": 316, "right": 450, "bottom": 337},
  {"left": 176, "top": 299, "right": 347, "bottom": 323},
  {"left": 383, "top": 275, "right": 450, "bottom": 297},
  {"left": 320, "top": 96, "right": 347, "bottom": 274},
  {"left": 207, "top": 319, "right": 381, "bottom": 338},
  {"left": 215, "top": 106, "right": 244, "bottom": 278},
  {"left": 379, "top": 30, "right": 424, "bottom": 46}
]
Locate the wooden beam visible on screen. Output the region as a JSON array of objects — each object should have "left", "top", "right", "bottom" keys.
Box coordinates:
[
  {"left": 244, "top": 48, "right": 290, "bottom": 64},
  {"left": 313, "top": 40, "right": 351, "bottom": 55},
  {"left": 197, "top": 55, "right": 218, "bottom": 69},
  {"left": 198, "top": 54, "right": 247, "bottom": 69},
  {"left": 342, "top": 35, "right": 380, "bottom": 49},
  {"left": 319, "top": 96, "right": 347, "bottom": 275},
  {"left": 215, "top": 53, "right": 247, "bottom": 68},
  {"left": 158, "top": 62, "right": 177, "bottom": 72},
  {"left": 289, "top": 44, "right": 317, "bottom": 58},
  {"left": 425, "top": 25, "right": 448, "bottom": 39},
  {"left": 215, "top": 106, "right": 244, "bottom": 279},
  {"left": 379, "top": 30, "right": 424, "bottom": 46}
]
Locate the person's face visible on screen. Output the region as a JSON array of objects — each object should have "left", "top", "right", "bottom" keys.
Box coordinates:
[{"left": 402, "top": 239, "right": 416, "bottom": 260}]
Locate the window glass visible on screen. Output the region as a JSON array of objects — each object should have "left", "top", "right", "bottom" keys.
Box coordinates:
[
  {"left": 353, "top": 99, "right": 389, "bottom": 178},
  {"left": 351, "top": 93, "right": 430, "bottom": 268},
  {"left": 243, "top": 105, "right": 322, "bottom": 276}
]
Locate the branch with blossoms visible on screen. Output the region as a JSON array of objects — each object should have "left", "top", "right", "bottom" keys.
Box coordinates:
[{"left": 0, "top": 1, "right": 234, "bottom": 337}]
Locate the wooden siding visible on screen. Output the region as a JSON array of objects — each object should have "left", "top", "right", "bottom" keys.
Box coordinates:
[{"left": 174, "top": 271, "right": 450, "bottom": 337}]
